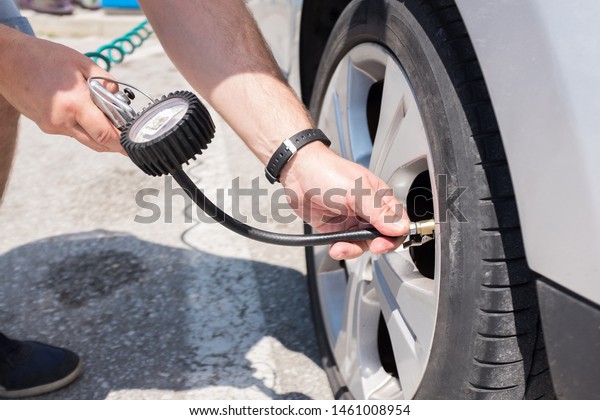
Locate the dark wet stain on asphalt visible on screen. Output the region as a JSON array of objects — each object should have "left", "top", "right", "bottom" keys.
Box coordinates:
[{"left": 48, "top": 251, "right": 146, "bottom": 308}]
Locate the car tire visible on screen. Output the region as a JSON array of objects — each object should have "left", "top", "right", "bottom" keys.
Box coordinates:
[{"left": 306, "top": 0, "right": 555, "bottom": 399}]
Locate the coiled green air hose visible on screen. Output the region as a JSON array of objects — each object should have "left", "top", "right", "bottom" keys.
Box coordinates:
[{"left": 85, "top": 20, "right": 153, "bottom": 71}]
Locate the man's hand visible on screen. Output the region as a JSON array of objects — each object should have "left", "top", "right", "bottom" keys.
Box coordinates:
[
  {"left": 0, "top": 26, "right": 122, "bottom": 153},
  {"left": 281, "top": 142, "right": 410, "bottom": 260}
]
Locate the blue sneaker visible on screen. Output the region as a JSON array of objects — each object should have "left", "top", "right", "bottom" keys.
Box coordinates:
[{"left": 0, "top": 333, "right": 82, "bottom": 398}]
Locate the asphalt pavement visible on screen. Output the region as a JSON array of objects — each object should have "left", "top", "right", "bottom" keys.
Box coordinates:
[{"left": 0, "top": 9, "right": 333, "bottom": 400}]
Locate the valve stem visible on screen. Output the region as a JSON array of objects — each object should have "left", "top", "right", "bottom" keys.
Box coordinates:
[
  {"left": 403, "top": 219, "right": 436, "bottom": 248},
  {"left": 409, "top": 219, "right": 436, "bottom": 236}
]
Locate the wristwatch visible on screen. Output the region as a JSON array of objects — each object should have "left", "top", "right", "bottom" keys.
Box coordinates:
[{"left": 264, "top": 129, "right": 331, "bottom": 184}]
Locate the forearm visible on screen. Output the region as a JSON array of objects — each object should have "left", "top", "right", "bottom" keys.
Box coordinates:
[{"left": 138, "top": 0, "right": 315, "bottom": 164}]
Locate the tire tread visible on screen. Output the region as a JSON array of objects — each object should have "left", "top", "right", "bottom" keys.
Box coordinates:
[{"left": 421, "top": 0, "right": 554, "bottom": 399}]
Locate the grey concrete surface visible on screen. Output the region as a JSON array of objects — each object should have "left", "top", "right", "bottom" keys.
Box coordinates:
[{"left": 0, "top": 20, "right": 333, "bottom": 400}]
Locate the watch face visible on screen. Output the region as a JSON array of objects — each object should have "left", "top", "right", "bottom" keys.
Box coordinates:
[{"left": 129, "top": 97, "right": 190, "bottom": 144}]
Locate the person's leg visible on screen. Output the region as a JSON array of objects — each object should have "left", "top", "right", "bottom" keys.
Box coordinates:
[
  {"left": 1, "top": 1, "right": 36, "bottom": 35},
  {"left": 0, "top": 96, "right": 83, "bottom": 399},
  {"left": 0, "top": 0, "right": 25, "bottom": 202},
  {"left": 0, "top": 100, "right": 83, "bottom": 399},
  {"left": 0, "top": 95, "right": 19, "bottom": 203},
  {"left": 0, "top": 4, "right": 82, "bottom": 399}
]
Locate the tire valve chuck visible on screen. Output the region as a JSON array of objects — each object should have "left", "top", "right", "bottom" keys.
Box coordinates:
[{"left": 404, "top": 219, "right": 436, "bottom": 249}]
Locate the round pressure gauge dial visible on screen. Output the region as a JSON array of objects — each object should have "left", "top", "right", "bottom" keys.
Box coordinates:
[{"left": 120, "top": 91, "right": 215, "bottom": 176}]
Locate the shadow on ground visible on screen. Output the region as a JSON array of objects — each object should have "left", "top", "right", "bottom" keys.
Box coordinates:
[{"left": 0, "top": 230, "right": 320, "bottom": 399}]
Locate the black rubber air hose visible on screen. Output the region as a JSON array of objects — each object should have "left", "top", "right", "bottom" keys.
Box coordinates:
[
  {"left": 118, "top": 90, "right": 397, "bottom": 247},
  {"left": 172, "top": 168, "right": 383, "bottom": 246}
]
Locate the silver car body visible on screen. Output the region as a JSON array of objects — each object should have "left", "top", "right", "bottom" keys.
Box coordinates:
[{"left": 456, "top": 0, "right": 600, "bottom": 306}]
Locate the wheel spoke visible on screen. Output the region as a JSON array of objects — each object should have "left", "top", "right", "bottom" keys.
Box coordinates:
[
  {"left": 385, "top": 311, "right": 422, "bottom": 397},
  {"left": 331, "top": 256, "right": 372, "bottom": 381},
  {"left": 332, "top": 256, "right": 402, "bottom": 399},
  {"left": 373, "top": 253, "right": 436, "bottom": 397},
  {"left": 316, "top": 268, "right": 347, "bottom": 346},
  {"left": 346, "top": 51, "right": 379, "bottom": 168},
  {"left": 313, "top": 245, "right": 346, "bottom": 345},
  {"left": 320, "top": 55, "right": 353, "bottom": 160},
  {"left": 370, "top": 56, "right": 429, "bottom": 184},
  {"left": 375, "top": 252, "right": 437, "bottom": 352}
]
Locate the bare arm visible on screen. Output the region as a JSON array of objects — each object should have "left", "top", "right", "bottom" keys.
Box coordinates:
[
  {"left": 139, "top": 0, "right": 410, "bottom": 259},
  {"left": 138, "top": 0, "right": 311, "bottom": 162}
]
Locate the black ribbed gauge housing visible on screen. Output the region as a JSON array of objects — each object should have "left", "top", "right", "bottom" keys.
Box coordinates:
[{"left": 120, "top": 91, "right": 215, "bottom": 176}]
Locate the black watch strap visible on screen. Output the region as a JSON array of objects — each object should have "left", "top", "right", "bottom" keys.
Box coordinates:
[{"left": 265, "top": 129, "right": 331, "bottom": 184}]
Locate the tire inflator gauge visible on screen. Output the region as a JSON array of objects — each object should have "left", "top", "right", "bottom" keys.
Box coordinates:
[{"left": 88, "top": 77, "right": 435, "bottom": 248}]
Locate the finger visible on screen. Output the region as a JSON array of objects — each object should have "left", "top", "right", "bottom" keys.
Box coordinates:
[
  {"left": 68, "top": 125, "right": 111, "bottom": 153},
  {"left": 85, "top": 77, "right": 119, "bottom": 96},
  {"left": 317, "top": 214, "right": 360, "bottom": 233},
  {"left": 84, "top": 59, "right": 119, "bottom": 92},
  {"left": 80, "top": 69, "right": 124, "bottom": 152},
  {"left": 354, "top": 179, "right": 410, "bottom": 237},
  {"left": 75, "top": 104, "right": 124, "bottom": 153},
  {"left": 97, "top": 76, "right": 119, "bottom": 94},
  {"left": 367, "top": 235, "right": 406, "bottom": 255},
  {"left": 329, "top": 240, "right": 369, "bottom": 260},
  {"left": 329, "top": 233, "right": 405, "bottom": 260}
]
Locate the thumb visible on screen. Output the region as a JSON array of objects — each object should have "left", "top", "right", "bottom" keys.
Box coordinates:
[{"left": 354, "top": 177, "right": 410, "bottom": 238}]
